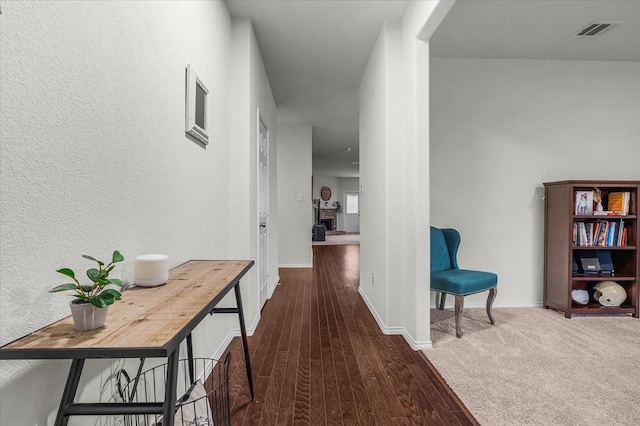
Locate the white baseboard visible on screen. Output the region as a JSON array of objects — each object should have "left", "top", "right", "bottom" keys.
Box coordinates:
[
  {"left": 358, "top": 287, "right": 432, "bottom": 350},
  {"left": 269, "top": 275, "right": 280, "bottom": 298},
  {"left": 246, "top": 311, "right": 260, "bottom": 335},
  {"left": 210, "top": 314, "right": 259, "bottom": 361},
  {"left": 211, "top": 329, "right": 238, "bottom": 361},
  {"left": 434, "top": 301, "right": 544, "bottom": 309}
]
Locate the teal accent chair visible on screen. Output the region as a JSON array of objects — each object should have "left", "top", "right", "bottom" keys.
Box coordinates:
[{"left": 430, "top": 227, "right": 497, "bottom": 338}]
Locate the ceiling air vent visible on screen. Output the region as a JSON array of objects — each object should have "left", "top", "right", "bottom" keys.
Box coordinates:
[{"left": 574, "top": 21, "right": 623, "bottom": 37}]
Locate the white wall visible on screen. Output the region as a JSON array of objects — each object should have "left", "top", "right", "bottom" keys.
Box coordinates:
[
  {"left": 277, "top": 125, "right": 313, "bottom": 267},
  {"left": 230, "top": 18, "right": 279, "bottom": 315},
  {"left": 430, "top": 58, "right": 640, "bottom": 308},
  {"left": 0, "top": 2, "right": 275, "bottom": 425},
  {"left": 339, "top": 177, "right": 360, "bottom": 194},
  {"left": 313, "top": 175, "right": 340, "bottom": 208},
  {"left": 359, "top": 1, "right": 452, "bottom": 350},
  {"left": 359, "top": 20, "right": 391, "bottom": 330}
]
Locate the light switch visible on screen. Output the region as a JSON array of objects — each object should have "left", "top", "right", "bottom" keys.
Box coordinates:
[{"left": 297, "top": 194, "right": 303, "bottom": 201}]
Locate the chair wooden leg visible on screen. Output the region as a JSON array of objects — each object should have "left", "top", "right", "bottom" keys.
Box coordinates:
[
  {"left": 438, "top": 292, "right": 446, "bottom": 310},
  {"left": 486, "top": 287, "right": 497, "bottom": 325},
  {"left": 454, "top": 295, "right": 464, "bottom": 338}
]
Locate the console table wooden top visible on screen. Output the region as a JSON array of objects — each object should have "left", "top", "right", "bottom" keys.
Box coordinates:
[{"left": 0, "top": 260, "right": 254, "bottom": 359}]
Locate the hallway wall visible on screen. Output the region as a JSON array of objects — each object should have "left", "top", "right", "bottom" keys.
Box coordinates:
[
  {"left": 359, "top": 0, "right": 453, "bottom": 349},
  {"left": 0, "top": 2, "right": 276, "bottom": 424},
  {"left": 230, "top": 18, "right": 279, "bottom": 314},
  {"left": 277, "top": 125, "right": 313, "bottom": 267}
]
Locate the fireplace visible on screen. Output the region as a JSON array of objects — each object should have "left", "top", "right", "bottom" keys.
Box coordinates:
[{"left": 318, "top": 208, "right": 337, "bottom": 231}]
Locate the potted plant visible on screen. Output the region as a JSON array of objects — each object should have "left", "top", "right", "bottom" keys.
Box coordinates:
[{"left": 50, "top": 250, "right": 125, "bottom": 331}]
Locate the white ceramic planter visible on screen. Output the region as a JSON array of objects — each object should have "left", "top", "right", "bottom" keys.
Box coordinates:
[{"left": 69, "top": 302, "right": 108, "bottom": 331}]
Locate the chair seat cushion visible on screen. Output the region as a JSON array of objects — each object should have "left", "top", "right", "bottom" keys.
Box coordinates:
[{"left": 431, "top": 269, "right": 497, "bottom": 295}]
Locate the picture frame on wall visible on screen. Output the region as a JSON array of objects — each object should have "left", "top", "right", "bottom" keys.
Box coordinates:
[{"left": 185, "top": 64, "right": 209, "bottom": 145}]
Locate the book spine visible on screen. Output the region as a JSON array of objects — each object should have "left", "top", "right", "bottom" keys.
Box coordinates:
[
  {"left": 624, "top": 192, "right": 631, "bottom": 215},
  {"left": 607, "top": 222, "right": 616, "bottom": 247},
  {"left": 580, "top": 222, "right": 588, "bottom": 247},
  {"left": 617, "top": 219, "right": 624, "bottom": 246},
  {"left": 597, "top": 221, "right": 608, "bottom": 246}
]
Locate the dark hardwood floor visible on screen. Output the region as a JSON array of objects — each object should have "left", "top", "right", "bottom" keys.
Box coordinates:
[{"left": 221, "top": 244, "right": 477, "bottom": 425}]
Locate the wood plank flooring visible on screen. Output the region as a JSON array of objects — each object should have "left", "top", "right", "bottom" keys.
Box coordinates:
[{"left": 220, "top": 244, "right": 478, "bottom": 425}]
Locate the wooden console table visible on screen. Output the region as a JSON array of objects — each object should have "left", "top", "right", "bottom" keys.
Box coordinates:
[{"left": 0, "top": 260, "right": 255, "bottom": 426}]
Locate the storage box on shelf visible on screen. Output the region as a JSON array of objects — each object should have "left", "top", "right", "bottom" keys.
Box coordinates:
[{"left": 543, "top": 180, "right": 639, "bottom": 318}]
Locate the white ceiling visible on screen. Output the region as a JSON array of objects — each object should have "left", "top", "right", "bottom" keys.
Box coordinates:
[
  {"left": 430, "top": 0, "right": 640, "bottom": 61},
  {"left": 226, "top": 0, "right": 410, "bottom": 178},
  {"left": 226, "top": 1, "right": 640, "bottom": 178}
]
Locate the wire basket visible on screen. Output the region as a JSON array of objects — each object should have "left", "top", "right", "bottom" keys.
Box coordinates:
[{"left": 117, "top": 354, "right": 230, "bottom": 426}]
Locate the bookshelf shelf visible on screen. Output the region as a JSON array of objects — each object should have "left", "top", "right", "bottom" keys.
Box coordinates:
[
  {"left": 543, "top": 180, "right": 639, "bottom": 318},
  {"left": 571, "top": 275, "right": 635, "bottom": 281},
  {"left": 572, "top": 246, "right": 636, "bottom": 250},
  {"left": 573, "top": 215, "right": 637, "bottom": 219},
  {"left": 570, "top": 303, "right": 636, "bottom": 315}
]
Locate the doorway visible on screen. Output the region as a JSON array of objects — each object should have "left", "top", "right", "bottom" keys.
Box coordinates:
[
  {"left": 258, "top": 110, "right": 270, "bottom": 310},
  {"left": 343, "top": 191, "right": 360, "bottom": 233}
]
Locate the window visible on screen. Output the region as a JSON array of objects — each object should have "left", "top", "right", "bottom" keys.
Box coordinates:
[{"left": 346, "top": 194, "right": 359, "bottom": 214}]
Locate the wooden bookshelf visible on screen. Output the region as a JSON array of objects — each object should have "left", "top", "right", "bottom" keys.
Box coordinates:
[{"left": 543, "top": 180, "right": 639, "bottom": 318}]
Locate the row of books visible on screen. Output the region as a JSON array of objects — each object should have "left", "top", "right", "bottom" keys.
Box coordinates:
[
  {"left": 573, "top": 220, "right": 629, "bottom": 247},
  {"left": 574, "top": 190, "right": 633, "bottom": 216},
  {"left": 607, "top": 192, "right": 632, "bottom": 216}
]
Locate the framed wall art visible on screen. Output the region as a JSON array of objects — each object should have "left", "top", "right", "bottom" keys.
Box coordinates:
[
  {"left": 185, "top": 64, "right": 209, "bottom": 145},
  {"left": 321, "top": 186, "right": 332, "bottom": 201}
]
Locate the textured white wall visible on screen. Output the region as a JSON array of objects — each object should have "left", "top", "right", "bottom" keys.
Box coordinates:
[
  {"left": 0, "top": 2, "right": 275, "bottom": 425},
  {"left": 430, "top": 58, "right": 640, "bottom": 308},
  {"left": 277, "top": 125, "right": 313, "bottom": 267}
]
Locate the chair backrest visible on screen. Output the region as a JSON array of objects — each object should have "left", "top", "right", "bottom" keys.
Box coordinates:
[
  {"left": 431, "top": 227, "right": 452, "bottom": 272},
  {"left": 431, "top": 227, "right": 461, "bottom": 272}
]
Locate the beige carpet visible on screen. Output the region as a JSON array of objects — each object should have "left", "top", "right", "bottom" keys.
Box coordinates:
[
  {"left": 424, "top": 308, "right": 640, "bottom": 426},
  {"left": 312, "top": 233, "right": 360, "bottom": 246}
]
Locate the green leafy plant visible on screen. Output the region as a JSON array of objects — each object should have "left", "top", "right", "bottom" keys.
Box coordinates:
[{"left": 50, "top": 250, "right": 125, "bottom": 308}]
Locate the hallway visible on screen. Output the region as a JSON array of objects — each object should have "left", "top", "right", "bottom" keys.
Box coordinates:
[{"left": 223, "top": 245, "right": 476, "bottom": 425}]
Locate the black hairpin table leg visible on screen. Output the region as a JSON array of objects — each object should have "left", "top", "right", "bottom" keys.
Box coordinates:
[
  {"left": 55, "top": 358, "right": 85, "bottom": 426},
  {"left": 234, "top": 283, "right": 254, "bottom": 400},
  {"left": 162, "top": 351, "right": 180, "bottom": 426},
  {"left": 187, "top": 333, "right": 195, "bottom": 384}
]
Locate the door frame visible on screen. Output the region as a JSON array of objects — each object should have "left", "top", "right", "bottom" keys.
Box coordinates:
[
  {"left": 257, "top": 109, "right": 270, "bottom": 310},
  {"left": 343, "top": 191, "right": 360, "bottom": 233}
]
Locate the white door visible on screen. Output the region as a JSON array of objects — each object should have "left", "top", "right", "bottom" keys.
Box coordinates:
[
  {"left": 258, "top": 112, "right": 270, "bottom": 309},
  {"left": 344, "top": 192, "right": 360, "bottom": 233}
]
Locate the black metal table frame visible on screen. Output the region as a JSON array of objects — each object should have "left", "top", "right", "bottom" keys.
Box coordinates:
[{"left": 1, "top": 261, "right": 255, "bottom": 426}]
